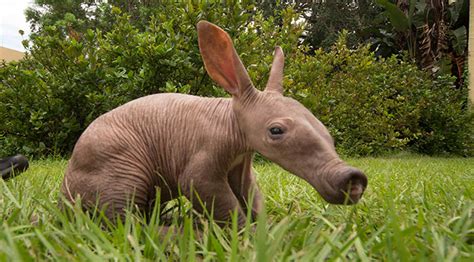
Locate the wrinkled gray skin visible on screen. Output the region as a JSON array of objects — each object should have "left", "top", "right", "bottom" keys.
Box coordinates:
[{"left": 61, "top": 21, "right": 367, "bottom": 227}]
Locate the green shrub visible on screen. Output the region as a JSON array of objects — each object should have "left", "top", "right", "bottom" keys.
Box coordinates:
[
  {"left": 1, "top": 4, "right": 472, "bottom": 157},
  {"left": 286, "top": 32, "right": 473, "bottom": 156},
  {"left": 414, "top": 74, "right": 474, "bottom": 156},
  {"left": 2, "top": 11, "right": 190, "bottom": 155},
  {"left": 0, "top": 3, "right": 302, "bottom": 156}
]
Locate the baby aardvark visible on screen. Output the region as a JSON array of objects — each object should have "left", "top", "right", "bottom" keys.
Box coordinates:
[{"left": 61, "top": 21, "right": 368, "bottom": 227}]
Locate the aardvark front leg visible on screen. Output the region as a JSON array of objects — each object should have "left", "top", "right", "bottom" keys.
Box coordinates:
[
  {"left": 227, "top": 156, "right": 263, "bottom": 221},
  {"left": 180, "top": 170, "right": 247, "bottom": 228}
]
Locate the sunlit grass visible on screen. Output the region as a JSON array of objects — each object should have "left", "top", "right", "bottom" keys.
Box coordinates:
[{"left": 0, "top": 155, "right": 473, "bottom": 261}]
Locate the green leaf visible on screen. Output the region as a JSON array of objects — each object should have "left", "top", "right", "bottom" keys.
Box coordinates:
[
  {"left": 451, "top": 26, "right": 467, "bottom": 55},
  {"left": 376, "top": 0, "right": 410, "bottom": 31}
]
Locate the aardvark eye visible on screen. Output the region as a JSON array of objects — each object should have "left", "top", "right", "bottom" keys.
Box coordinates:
[{"left": 269, "top": 127, "right": 284, "bottom": 135}]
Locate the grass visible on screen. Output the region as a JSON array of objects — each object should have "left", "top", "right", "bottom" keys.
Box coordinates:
[{"left": 0, "top": 155, "right": 473, "bottom": 261}]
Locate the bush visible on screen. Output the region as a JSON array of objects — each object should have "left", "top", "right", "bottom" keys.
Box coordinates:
[
  {"left": 1, "top": 4, "right": 472, "bottom": 157},
  {"left": 286, "top": 32, "right": 473, "bottom": 156},
  {"left": 0, "top": 2, "right": 302, "bottom": 156},
  {"left": 414, "top": 74, "right": 474, "bottom": 156}
]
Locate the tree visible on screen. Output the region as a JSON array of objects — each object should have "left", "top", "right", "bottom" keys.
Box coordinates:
[
  {"left": 256, "top": 0, "right": 382, "bottom": 50},
  {"left": 25, "top": 0, "right": 97, "bottom": 36},
  {"left": 375, "top": 0, "right": 469, "bottom": 87},
  {"left": 25, "top": 0, "right": 163, "bottom": 43}
]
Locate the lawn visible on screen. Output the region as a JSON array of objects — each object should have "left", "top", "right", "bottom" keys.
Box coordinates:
[{"left": 0, "top": 155, "right": 473, "bottom": 261}]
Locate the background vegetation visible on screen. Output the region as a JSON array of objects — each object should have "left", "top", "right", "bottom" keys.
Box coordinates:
[{"left": 0, "top": 0, "right": 472, "bottom": 157}]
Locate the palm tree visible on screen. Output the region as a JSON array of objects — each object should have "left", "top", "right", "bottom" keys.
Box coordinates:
[{"left": 377, "top": 0, "right": 468, "bottom": 87}]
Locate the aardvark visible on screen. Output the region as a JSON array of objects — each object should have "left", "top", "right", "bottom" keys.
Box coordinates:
[{"left": 61, "top": 21, "right": 368, "bottom": 227}]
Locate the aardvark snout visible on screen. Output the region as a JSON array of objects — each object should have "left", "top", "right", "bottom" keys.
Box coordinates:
[{"left": 336, "top": 167, "right": 368, "bottom": 204}]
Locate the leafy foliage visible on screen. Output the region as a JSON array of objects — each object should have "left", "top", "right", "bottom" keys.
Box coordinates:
[
  {"left": 286, "top": 32, "right": 473, "bottom": 156},
  {"left": 0, "top": 2, "right": 472, "bottom": 157},
  {"left": 374, "top": 0, "right": 469, "bottom": 87},
  {"left": 0, "top": 2, "right": 302, "bottom": 156},
  {"left": 257, "top": 0, "right": 382, "bottom": 51}
]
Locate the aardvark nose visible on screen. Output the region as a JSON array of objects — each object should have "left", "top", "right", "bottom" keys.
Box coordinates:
[{"left": 339, "top": 167, "right": 368, "bottom": 204}]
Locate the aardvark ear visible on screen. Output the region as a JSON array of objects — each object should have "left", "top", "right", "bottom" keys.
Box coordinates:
[
  {"left": 264, "top": 46, "right": 284, "bottom": 95},
  {"left": 197, "top": 21, "right": 254, "bottom": 98}
]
